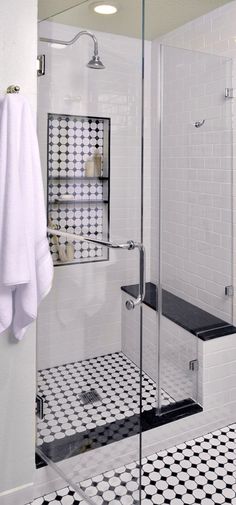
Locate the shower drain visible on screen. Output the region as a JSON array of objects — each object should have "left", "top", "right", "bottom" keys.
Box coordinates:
[{"left": 79, "top": 389, "right": 102, "bottom": 405}]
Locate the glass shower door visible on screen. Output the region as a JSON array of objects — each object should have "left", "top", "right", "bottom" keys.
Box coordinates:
[
  {"left": 36, "top": 239, "right": 144, "bottom": 504},
  {"left": 158, "top": 44, "right": 233, "bottom": 412},
  {"left": 36, "top": 1, "right": 145, "bottom": 503}
]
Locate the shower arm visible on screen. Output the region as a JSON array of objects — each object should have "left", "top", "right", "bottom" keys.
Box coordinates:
[
  {"left": 47, "top": 227, "right": 146, "bottom": 309},
  {"left": 40, "top": 30, "right": 99, "bottom": 56}
]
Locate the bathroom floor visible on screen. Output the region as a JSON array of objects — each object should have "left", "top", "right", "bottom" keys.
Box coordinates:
[
  {"left": 28, "top": 423, "right": 236, "bottom": 504},
  {"left": 37, "top": 352, "right": 174, "bottom": 448}
]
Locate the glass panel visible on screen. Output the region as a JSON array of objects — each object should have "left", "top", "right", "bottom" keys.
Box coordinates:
[
  {"left": 159, "top": 44, "right": 233, "bottom": 412},
  {"left": 36, "top": 1, "right": 144, "bottom": 503}
]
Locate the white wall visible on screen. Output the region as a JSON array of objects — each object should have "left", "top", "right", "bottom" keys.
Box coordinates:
[
  {"left": 151, "top": 0, "right": 236, "bottom": 324},
  {"left": 0, "top": 0, "right": 37, "bottom": 502},
  {"left": 122, "top": 292, "right": 198, "bottom": 405},
  {"left": 161, "top": 46, "right": 232, "bottom": 321},
  {"left": 37, "top": 21, "right": 151, "bottom": 369},
  {"left": 198, "top": 332, "right": 236, "bottom": 410}
]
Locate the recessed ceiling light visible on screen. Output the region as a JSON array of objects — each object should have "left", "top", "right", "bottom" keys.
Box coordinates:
[{"left": 93, "top": 3, "right": 118, "bottom": 15}]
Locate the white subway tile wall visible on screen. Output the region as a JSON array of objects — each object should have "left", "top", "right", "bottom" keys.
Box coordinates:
[
  {"left": 122, "top": 292, "right": 198, "bottom": 406},
  {"left": 151, "top": 0, "right": 236, "bottom": 325},
  {"left": 37, "top": 21, "right": 152, "bottom": 369},
  {"left": 122, "top": 290, "right": 236, "bottom": 413},
  {"left": 37, "top": 0, "right": 236, "bottom": 424},
  {"left": 121, "top": 292, "right": 158, "bottom": 382},
  {"left": 198, "top": 332, "right": 236, "bottom": 410},
  {"left": 162, "top": 46, "right": 232, "bottom": 321}
]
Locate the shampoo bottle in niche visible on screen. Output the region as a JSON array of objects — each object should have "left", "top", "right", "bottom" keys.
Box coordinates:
[
  {"left": 84, "top": 149, "right": 103, "bottom": 177},
  {"left": 85, "top": 157, "right": 95, "bottom": 177},
  {"left": 94, "top": 148, "right": 103, "bottom": 177}
]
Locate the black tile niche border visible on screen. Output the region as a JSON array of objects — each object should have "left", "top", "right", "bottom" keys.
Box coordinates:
[
  {"left": 47, "top": 113, "right": 111, "bottom": 266},
  {"left": 121, "top": 282, "right": 236, "bottom": 341}
]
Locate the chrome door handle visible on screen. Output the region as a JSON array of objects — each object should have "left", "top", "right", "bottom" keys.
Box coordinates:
[
  {"left": 47, "top": 227, "right": 145, "bottom": 310},
  {"left": 125, "top": 243, "right": 146, "bottom": 310}
]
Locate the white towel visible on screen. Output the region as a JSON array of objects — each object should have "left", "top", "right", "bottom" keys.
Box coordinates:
[{"left": 0, "top": 94, "right": 53, "bottom": 340}]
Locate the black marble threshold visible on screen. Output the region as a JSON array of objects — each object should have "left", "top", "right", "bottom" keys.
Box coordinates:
[
  {"left": 36, "top": 399, "right": 202, "bottom": 468},
  {"left": 121, "top": 282, "right": 236, "bottom": 342}
]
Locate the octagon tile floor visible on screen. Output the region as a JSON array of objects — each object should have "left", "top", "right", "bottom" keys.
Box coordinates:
[
  {"left": 37, "top": 352, "right": 174, "bottom": 447},
  {"left": 28, "top": 423, "right": 236, "bottom": 504}
]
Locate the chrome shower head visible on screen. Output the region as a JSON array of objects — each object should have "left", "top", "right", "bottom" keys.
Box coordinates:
[
  {"left": 87, "top": 54, "right": 105, "bottom": 69},
  {"left": 40, "top": 30, "right": 105, "bottom": 70}
]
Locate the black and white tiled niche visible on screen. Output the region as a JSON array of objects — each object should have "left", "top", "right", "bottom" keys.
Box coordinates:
[{"left": 47, "top": 114, "right": 110, "bottom": 265}]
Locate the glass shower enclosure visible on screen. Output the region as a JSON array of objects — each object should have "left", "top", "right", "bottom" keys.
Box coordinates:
[
  {"left": 36, "top": 1, "right": 145, "bottom": 503},
  {"left": 36, "top": 0, "right": 233, "bottom": 503},
  {"left": 158, "top": 45, "right": 233, "bottom": 414}
]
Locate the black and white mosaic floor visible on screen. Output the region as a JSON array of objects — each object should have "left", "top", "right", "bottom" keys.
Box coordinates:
[
  {"left": 29, "top": 423, "right": 236, "bottom": 504},
  {"left": 37, "top": 352, "right": 174, "bottom": 447}
]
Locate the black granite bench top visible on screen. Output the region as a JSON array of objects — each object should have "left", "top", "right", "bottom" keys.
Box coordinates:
[{"left": 121, "top": 282, "right": 236, "bottom": 341}]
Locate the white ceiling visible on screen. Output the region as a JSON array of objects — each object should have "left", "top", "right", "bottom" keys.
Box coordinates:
[{"left": 38, "top": 0, "right": 234, "bottom": 40}]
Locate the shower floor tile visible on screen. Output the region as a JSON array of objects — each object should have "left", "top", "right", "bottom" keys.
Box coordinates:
[
  {"left": 37, "top": 352, "right": 174, "bottom": 447},
  {"left": 28, "top": 423, "right": 236, "bottom": 504}
]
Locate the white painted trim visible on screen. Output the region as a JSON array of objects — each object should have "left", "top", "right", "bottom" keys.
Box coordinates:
[{"left": 0, "top": 482, "right": 33, "bottom": 505}]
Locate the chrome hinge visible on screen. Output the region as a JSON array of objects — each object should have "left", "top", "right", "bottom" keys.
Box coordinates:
[
  {"left": 189, "top": 359, "right": 199, "bottom": 372},
  {"left": 225, "top": 285, "right": 234, "bottom": 297},
  {"left": 37, "top": 55, "right": 45, "bottom": 77},
  {"left": 36, "top": 394, "right": 44, "bottom": 420},
  {"left": 225, "top": 88, "right": 235, "bottom": 99}
]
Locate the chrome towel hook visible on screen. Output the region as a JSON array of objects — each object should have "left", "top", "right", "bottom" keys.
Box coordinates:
[
  {"left": 194, "top": 119, "right": 205, "bottom": 128},
  {"left": 6, "top": 85, "right": 20, "bottom": 94}
]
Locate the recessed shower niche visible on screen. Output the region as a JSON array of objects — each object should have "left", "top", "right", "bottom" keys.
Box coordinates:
[{"left": 47, "top": 113, "right": 110, "bottom": 265}]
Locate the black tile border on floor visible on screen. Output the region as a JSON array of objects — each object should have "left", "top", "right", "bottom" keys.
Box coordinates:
[
  {"left": 30, "top": 422, "right": 236, "bottom": 505},
  {"left": 121, "top": 282, "right": 236, "bottom": 341},
  {"left": 36, "top": 399, "right": 202, "bottom": 468},
  {"left": 37, "top": 352, "right": 175, "bottom": 450}
]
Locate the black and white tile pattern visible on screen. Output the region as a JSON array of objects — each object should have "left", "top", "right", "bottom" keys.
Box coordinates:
[
  {"left": 29, "top": 423, "right": 236, "bottom": 504},
  {"left": 49, "top": 203, "right": 105, "bottom": 262},
  {"left": 48, "top": 113, "right": 110, "bottom": 264},
  {"left": 37, "top": 352, "right": 174, "bottom": 447},
  {"left": 48, "top": 115, "right": 105, "bottom": 179}
]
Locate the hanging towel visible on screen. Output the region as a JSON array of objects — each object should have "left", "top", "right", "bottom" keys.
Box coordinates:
[{"left": 0, "top": 94, "right": 53, "bottom": 340}]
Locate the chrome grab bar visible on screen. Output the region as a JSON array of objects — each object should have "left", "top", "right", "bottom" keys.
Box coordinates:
[
  {"left": 47, "top": 227, "right": 145, "bottom": 309},
  {"left": 47, "top": 227, "right": 135, "bottom": 250},
  {"left": 125, "top": 243, "right": 146, "bottom": 311}
]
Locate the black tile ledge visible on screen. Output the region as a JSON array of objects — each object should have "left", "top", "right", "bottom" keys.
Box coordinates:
[
  {"left": 36, "top": 399, "right": 202, "bottom": 468},
  {"left": 121, "top": 282, "right": 236, "bottom": 341}
]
